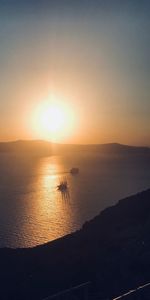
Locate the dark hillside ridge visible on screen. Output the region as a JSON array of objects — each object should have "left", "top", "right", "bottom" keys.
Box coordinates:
[
  {"left": 0, "top": 189, "right": 150, "bottom": 299},
  {"left": 0, "top": 140, "right": 52, "bottom": 156},
  {"left": 0, "top": 140, "right": 149, "bottom": 156}
]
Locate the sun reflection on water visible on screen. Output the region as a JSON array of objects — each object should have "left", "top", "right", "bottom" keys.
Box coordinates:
[
  {"left": 1, "top": 153, "right": 150, "bottom": 248},
  {"left": 21, "top": 156, "right": 73, "bottom": 247}
]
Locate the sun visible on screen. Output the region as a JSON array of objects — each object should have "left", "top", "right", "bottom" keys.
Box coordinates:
[{"left": 32, "top": 98, "right": 75, "bottom": 142}]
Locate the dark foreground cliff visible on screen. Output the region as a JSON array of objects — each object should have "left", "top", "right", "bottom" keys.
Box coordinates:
[{"left": 0, "top": 189, "right": 150, "bottom": 299}]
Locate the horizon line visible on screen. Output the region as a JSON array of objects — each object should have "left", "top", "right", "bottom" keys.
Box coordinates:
[{"left": 0, "top": 139, "right": 149, "bottom": 149}]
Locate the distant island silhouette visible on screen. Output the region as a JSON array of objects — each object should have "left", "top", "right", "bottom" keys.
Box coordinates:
[
  {"left": 0, "top": 140, "right": 150, "bottom": 156},
  {"left": 1, "top": 189, "right": 150, "bottom": 299}
]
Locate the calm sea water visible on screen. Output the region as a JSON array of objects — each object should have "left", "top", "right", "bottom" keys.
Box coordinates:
[{"left": 0, "top": 152, "right": 150, "bottom": 248}]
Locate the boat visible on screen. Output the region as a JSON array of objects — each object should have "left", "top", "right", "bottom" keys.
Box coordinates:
[
  {"left": 70, "top": 167, "right": 79, "bottom": 175},
  {"left": 57, "top": 179, "right": 68, "bottom": 191}
]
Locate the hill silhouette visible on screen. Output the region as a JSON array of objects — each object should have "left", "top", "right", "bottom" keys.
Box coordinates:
[
  {"left": 0, "top": 189, "right": 150, "bottom": 299},
  {"left": 0, "top": 140, "right": 149, "bottom": 156},
  {"left": 0, "top": 140, "right": 52, "bottom": 156}
]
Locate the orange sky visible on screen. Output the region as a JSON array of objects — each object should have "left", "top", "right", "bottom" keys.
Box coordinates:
[{"left": 0, "top": 1, "right": 150, "bottom": 146}]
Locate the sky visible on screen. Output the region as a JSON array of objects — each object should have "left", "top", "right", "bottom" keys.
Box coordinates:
[{"left": 0, "top": 0, "right": 150, "bottom": 145}]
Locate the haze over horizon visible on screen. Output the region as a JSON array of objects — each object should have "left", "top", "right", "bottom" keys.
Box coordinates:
[
  {"left": 0, "top": 138, "right": 149, "bottom": 148},
  {"left": 0, "top": 0, "right": 150, "bottom": 146}
]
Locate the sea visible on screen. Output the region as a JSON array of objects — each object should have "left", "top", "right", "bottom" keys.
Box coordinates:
[{"left": 0, "top": 152, "right": 150, "bottom": 248}]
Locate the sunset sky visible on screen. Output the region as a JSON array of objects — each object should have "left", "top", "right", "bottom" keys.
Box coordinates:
[{"left": 0, "top": 0, "right": 150, "bottom": 145}]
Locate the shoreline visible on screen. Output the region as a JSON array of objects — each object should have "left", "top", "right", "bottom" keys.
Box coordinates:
[{"left": 0, "top": 189, "right": 150, "bottom": 299}]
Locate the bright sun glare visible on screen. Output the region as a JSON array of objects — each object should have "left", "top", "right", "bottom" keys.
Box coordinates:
[{"left": 32, "top": 97, "right": 75, "bottom": 142}]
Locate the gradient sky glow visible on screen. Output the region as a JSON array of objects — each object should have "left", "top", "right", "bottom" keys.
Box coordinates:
[{"left": 0, "top": 0, "right": 150, "bottom": 145}]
